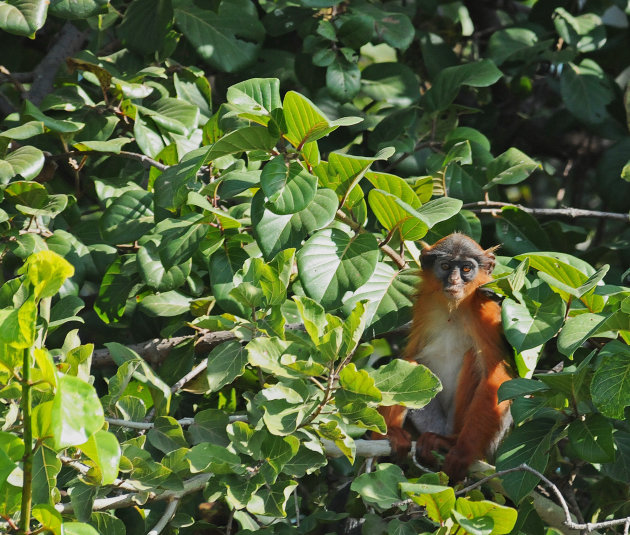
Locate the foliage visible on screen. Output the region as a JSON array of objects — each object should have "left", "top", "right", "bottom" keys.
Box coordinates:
[{"left": 1, "top": 1, "right": 630, "bottom": 534}]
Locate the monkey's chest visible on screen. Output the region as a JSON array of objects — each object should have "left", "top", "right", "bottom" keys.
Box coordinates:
[{"left": 415, "top": 319, "right": 474, "bottom": 420}]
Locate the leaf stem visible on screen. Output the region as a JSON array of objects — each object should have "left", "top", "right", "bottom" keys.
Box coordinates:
[{"left": 19, "top": 348, "right": 33, "bottom": 535}]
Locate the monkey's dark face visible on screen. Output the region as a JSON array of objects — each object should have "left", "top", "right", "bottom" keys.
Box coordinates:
[
  {"left": 420, "top": 233, "right": 496, "bottom": 301},
  {"left": 433, "top": 258, "right": 479, "bottom": 300}
]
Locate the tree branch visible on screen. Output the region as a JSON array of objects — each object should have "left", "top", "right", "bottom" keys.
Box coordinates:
[
  {"left": 457, "top": 463, "right": 628, "bottom": 533},
  {"left": 462, "top": 201, "right": 630, "bottom": 222},
  {"left": 28, "top": 22, "right": 89, "bottom": 105},
  {"left": 105, "top": 414, "right": 247, "bottom": 430},
  {"left": 147, "top": 498, "right": 180, "bottom": 535},
  {"left": 336, "top": 210, "right": 408, "bottom": 269},
  {"left": 51, "top": 150, "right": 169, "bottom": 171}
]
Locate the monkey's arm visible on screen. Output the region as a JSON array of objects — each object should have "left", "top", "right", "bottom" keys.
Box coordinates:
[
  {"left": 374, "top": 404, "right": 411, "bottom": 457},
  {"left": 444, "top": 361, "right": 511, "bottom": 481}
]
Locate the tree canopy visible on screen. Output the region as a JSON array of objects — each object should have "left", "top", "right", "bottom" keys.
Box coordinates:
[{"left": 1, "top": 1, "right": 630, "bottom": 534}]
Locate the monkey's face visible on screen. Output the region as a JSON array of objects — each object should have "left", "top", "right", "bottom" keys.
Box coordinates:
[{"left": 433, "top": 259, "right": 479, "bottom": 301}]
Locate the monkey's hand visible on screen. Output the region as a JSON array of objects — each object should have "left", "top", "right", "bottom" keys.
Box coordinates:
[
  {"left": 372, "top": 427, "right": 412, "bottom": 459},
  {"left": 443, "top": 445, "right": 474, "bottom": 483},
  {"left": 416, "top": 432, "right": 456, "bottom": 468}
]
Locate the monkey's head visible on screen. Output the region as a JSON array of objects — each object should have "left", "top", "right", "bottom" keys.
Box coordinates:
[{"left": 420, "top": 233, "right": 497, "bottom": 301}]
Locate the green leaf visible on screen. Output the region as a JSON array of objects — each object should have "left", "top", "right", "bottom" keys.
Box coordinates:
[
  {"left": 517, "top": 252, "right": 604, "bottom": 311},
  {"left": 401, "top": 482, "right": 455, "bottom": 524},
  {"left": 186, "top": 442, "right": 243, "bottom": 474},
  {"left": 73, "top": 138, "right": 132, "bottom": 153},
  {"left": 455, "top": 499, "right": 518, "bottom": 535},
  {"left": 496, "top": 419, "right": 554, "bottom": 503},
  {"left": 49, "top": 0, "right": 107, "bottom": 19},
  {"left": 261, "top": 157, "right": 318, "bottom": 215},
  {"left": 77, "top": 430, "right": 121, "bottom": 485},
  {"left": 100, "top": 190, "right": 154, "bottom": 245},
  {"left": 351, "top": 463, "right": 405, "bottom": 509},
  {"left": 139, "top": 290, "right": 192, "bottom": 317},
  {"left": 343, "top": 263, "right": 418, "bottom": 338},
  {"left": 590, "top": 341, "right": 630, "bottom": 419},
  {"left": 424, "top": 60, "right": 503, "bottom": 111},
  {"left": 361, "top": 62, "right": 420, "bottom": 106},
  {"left": 147, "top": 416, "right": 188, "bottom": 454},
  {"left": 205, "top": 126, "right": 278, "bottom": 162},
  {"left": 0, "top": 121, "right": 45, "bottom": 140},
  {"left": 485, "top": 148, "right": 540, "bottom": 188},
  {"left": 226, "top": 78, "right": 282, "bottom": 123},
  {"left": 501, "top": 294, "right": 565, "bottom": 352},
  {"left": 32, "top": 504, "right": 62, "bottom": 535},
  {"left": 568, "top": 414, "right": 615, "bottom": 463},
  {"left": 326, "top": 58, "right": 361, "bottom": 102},
  {"left": 19, "top": 250, "right": 75, "bottom": 300},
  {"left": 338, "top": 13, "right": 373, "bottom": 48},
  {"left": 0, "top": 146, "right": 45, "bottom": 183},
  {"left": 173, "top": 0, "right": 264, "bottom": 73},
  {"left": 557, "top": 312, "right": 609, "bottom": 357},
  {"left": 50, "top": 375, "right": 104, "bottom": 450},
  {"left": 138, "top": 97, "right": 199, "bottom": 136},
  {"left": 117, "top": 0, "right": 173, "bottom": 55},
  {"left": 297, "top": 228, "right": 379, "bottom": 309},
  {"left": 495, "top": 207, "right": 552, "bottom": 255},
  {"left": 137, "top": 241, "right": 191, "bottom": 292},
  {"left": 371, "top": 359, "right": 441, "bottom": 408},
  {"left": 488, "top": 28, "right": 543, "bottom": 66},
  {"left": 24, "top": 100, "right": 84, "bottom": 133},
  {"left": 206, "top": 341, "right": 248, "bottom": 393},
  {"left": 560, "top": 60, "right": 614, "bottom": 124},
  {"left": 157, "top": 215, "right": 210, "bottom": 269},
  {"left": 31, "top": 442, "right": 61, "bottom": 505},
  {"left": 283, "top": 91, "right": 361, "bottom": 149},
  {"left": 94, "top": 257, "right": 139, "bottom": 324},
  {"left": 368, "top": 189, "right": 428, "bottom": 241},
  {"left": 452, "top": 511, "right": 493, "bottom": 535},
  {"left": 0, "top": 0, "right": 48, "bottom": 36},
  {"left": 339, "top": 363, "right": 382, "bottom": 401},
  {"left": 247, "top": 480, "right": 298, "bottom": 517},
  {"left": 61, "top": 522, "right": 100, "bottom": 535}
]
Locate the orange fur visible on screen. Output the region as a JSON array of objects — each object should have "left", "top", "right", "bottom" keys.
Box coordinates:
[{"left": 378, "top": 234, "right": 513, "bottom": 481}]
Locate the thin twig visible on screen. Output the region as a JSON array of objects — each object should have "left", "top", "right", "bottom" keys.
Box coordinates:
[
  {"left": 55, "top": 474, "right": 212, "bottom": 514},
  {"left": 170, "top": 359, "right": 208, "bottom": 393},
  {"left": 456, "top": 463, "right": 630, "bottom": 532},
  {"left": 384, "top": 141, "right": 440, "bottom": 173},
  {"left": 51, "top": 150, "right": 168, "bottom": 171},
  {"left": 105, "top": 414, "right": 247, "bottom": 430},
  {"left": 462, "top": 201, "right": 630, "bottom": 222},
  {"left": 147, "top": 498, "right": 180, "bottom": 535},
  {"left": 59, "top": 455, "right": 139, "bottom": 492},
  {"left": 336, "top": 210, "right": 408, "bottom": 269}
]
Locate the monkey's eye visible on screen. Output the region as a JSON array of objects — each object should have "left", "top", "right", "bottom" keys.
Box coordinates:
[
  {"left": 441, "top": 263, "right": 450, "bottom": 270},
  {"left": 462, "top": 265, "right": 472, "bottom": 273}
]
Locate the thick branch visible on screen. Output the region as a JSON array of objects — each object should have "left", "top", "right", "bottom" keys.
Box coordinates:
[
  {"left": 463, "top": 201, "right": 630, "bottom": 222},
  {"left": 28, "top": 22, "right": 89, "bottom": 105}
]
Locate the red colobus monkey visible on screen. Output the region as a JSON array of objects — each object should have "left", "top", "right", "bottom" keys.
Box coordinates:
[{"left": 379, "top": 233, "right": 513, "bottom": 481}]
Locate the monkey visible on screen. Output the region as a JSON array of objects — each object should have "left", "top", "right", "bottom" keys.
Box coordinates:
[{"left": 377, "top": 233, "right": 513, "bottom": 482}]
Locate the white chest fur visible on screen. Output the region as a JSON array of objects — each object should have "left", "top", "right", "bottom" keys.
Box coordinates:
[{"left": 414, "top": 311, "right": 474, "bottom": 428}]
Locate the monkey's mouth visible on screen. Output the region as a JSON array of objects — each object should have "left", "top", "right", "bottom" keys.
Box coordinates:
[{"left": 443, "top": 287, "right": 464, "bottom": 300}]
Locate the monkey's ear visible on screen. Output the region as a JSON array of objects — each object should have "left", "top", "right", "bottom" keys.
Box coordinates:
[{"left": 482, "top": 245, "right": 500, "bottom": 274}]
